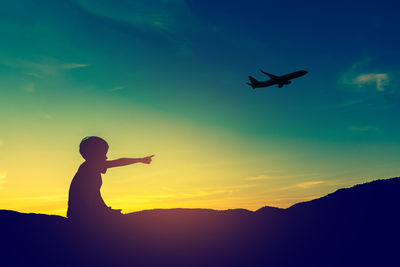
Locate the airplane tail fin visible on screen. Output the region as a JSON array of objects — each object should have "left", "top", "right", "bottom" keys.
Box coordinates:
[
  {"left": 247, "top": 82, "right": 255, "bottom": 89},
  {"left": 247, "top": 76, "right": 259, "bottom": 89},
  {"left": 248, "top": 76, "right": 259, "bottom": 84},
  {"left": 248, "top": 76, "right": 259, "bottom": 89}
]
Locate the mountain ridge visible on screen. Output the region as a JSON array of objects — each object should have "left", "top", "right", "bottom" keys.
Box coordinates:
[{"left": 1, "top": 176, "right": 399, "bottom": 266}]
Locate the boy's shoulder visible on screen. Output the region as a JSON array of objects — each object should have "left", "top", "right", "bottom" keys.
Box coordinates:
[{"left": 78, "top": 161, "right": 106, "bottom": 174}]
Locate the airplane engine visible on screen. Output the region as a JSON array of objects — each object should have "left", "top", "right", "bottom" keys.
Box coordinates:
[{"left": 285, "top": 81, "right": 292, "bottom": 85}]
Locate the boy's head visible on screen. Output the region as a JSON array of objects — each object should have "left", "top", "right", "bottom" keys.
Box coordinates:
[{"left": 79, "top": 136, "right": 109, "bottom": 162}]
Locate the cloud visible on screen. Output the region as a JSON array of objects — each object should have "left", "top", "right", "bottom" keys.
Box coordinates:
[
  {"left": 245, "top": 174, "right": 293, "bottom": 181},
  {"left": 23, "top": 83, "right": 35, "bottom": 92},
  {"left": 349, "top": 126, "right": 378, "bottom": 132},
  {"left": 0, "top": 171, "right": 7, "bottom": 189},
  {"left": 296, "top": 180, "right": 326, "bottom": 189},
  {"left": 268, "top": 195, "right": 318, "bottom": 202},
  {"left": 245, "top": 173, "right": 320, "bottom": 181},
  {"left": 60, "top": 63, "right": 88, "bottom": 69},
  {"left": 44, "top": 114, "right": 53, "bottom": 119},
  {"left": 219, "top": 184, "right": 260, "bottom": 190},
  {"left": 108, "top": 86, "right": 126, "bottom": 92},
  {"left": 2, "top": 59, "right": 88, "bottom": 76},
  {"left": 2, "top": 194, "right": 66, "bottom": 202},
  {"left": 71, "top": 0, "right": 192, "bottom": 33},
  {"left": 18, "top": 194, "right": 65, "bottom": 201},
  {"left": 353, "top": 73, "right": 389, "bottom": 91},
  {"left": 3, "top": 59, "right": 58, "bottom": 76},
  {"left": 337, "top": 98, "right": 369, "bottom": 108},
  {"left": 245, "top": 175, "right": 271, "bottom": 181},
  {"left": 202, "top": 183, "right": 262, "bottom": 192},
  {"left": 339, "top": 58, "right": 392, "bottom": 92},
  {"left": 114, "top": 189, "right": 234, "bottom": 204},
  {"left": 126, "top": 184, "right": 261, "bottom": 203},
  {"left": 24, "top": 72, "right": 42, "bottom": 78},
  {"left": 181, "top": 189, "right": 232, "bottom": 198}
]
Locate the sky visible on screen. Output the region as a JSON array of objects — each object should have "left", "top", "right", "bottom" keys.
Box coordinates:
[{"left": 1, "top": 0, "right": 400, "bottom": 216}]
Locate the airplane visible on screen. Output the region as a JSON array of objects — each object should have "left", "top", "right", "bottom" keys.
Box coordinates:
[{"left": 247, "top": 69, "right": 308, "bottom": 89}]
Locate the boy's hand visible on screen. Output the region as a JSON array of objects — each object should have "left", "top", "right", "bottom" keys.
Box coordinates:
[{"left": 142, "top": 155, "right": 154, "bottom": 164}]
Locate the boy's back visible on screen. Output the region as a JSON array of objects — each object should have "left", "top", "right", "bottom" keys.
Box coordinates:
[{"left": 67, "top": 161, "right": 108, "bottom": 220}]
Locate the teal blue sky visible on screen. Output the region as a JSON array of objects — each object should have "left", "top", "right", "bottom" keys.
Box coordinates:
[
  {"left": 1, "top": 0, "right": 400, "bottom": 214},
  {"left": 2, "top": 0, "right": 399, "bottom": 137}
]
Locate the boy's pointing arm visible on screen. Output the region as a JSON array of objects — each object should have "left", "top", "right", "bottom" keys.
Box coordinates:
[{"left": 105, "top": 155, "right": 154, "bottom": 168}]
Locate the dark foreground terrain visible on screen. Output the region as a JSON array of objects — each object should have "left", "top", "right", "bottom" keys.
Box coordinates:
[{"left": 1, "top": 177, "right": 400, "bottom": 267}]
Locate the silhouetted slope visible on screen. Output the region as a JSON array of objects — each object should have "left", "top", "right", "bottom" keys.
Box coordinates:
[
  {"left": 1, "top": 177, "right": 399, "bottom": 266},
  {"left": 264, "top": 177, "right": 400, "bottom": 266},
  {"left": 0, "top": 211, "right": 69, "bottom": 266}
]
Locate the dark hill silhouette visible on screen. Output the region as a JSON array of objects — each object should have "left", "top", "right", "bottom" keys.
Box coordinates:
[{"left": 1, "top": 177, "right": 400, "bottom": 266}]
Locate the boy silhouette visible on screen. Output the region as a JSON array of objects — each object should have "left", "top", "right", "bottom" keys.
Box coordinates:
[{"left": 67, "top": 136, "right": 153, "bottom": 222}]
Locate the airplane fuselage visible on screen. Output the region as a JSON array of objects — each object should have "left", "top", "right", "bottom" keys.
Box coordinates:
[
  {"left": 278, "top": 70, "right": 308, "bottom": 81},
  {"left": 248, "top": 70, "right": 308, "bottom": 89}
]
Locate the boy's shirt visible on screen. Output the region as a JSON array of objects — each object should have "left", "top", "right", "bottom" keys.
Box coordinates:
[{"left": 67, "top": 161, "right": 108, "bottom": 219}]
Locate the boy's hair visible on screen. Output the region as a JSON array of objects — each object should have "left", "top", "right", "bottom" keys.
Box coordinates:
[{"left": 79, "top": 136, "right": 109, "bottom": 160}]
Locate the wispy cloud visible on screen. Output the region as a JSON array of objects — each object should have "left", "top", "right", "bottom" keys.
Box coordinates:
[
  {"left": 108, "top": 86, "right": 126, "bottom": 92},
  {"left": 219, "top": 184, "right": 261, "bottom": 190},
  {"left": 60, "top": 63, "right": 88, "bottom": 69},
  {"left": 296, "top": 180, "right": 326, "bottom": 188},
  {"left": 44, "top": 114, "right": 53, "bottom": 119},
  {"left": 24, "top": 72, "right": 42, "bottom": 78},
  {"left": 24, "top": 194, "right": 65, "bottom": 201},
  {"left": 246, "top": 175, "right": 272, "bottom": 181},
  {"left": 167, "top": 184, "right": 260, "bottom": 200},
  {"left": 337, "top": 98, "right": 370, "bottom": 108},
  {"left": 0, "top": 171, "right": 7, "bottom": 190},
  {"left": 180, "top": 189, "right": 232, "bottom": 198},
  {"left": 349, "top": 126, "right": 378, "bottom": 132},
  {"left": 72, "top": 0, "right": 192, "bottom": 33},
  {"left": 114, "top": 189, "right": 234, "bottom": 204},
  {"left": 2, "top": 58, "right": 88, "bottom": 76},
  {"left": 245, "top": 173, "right": 320, "bottom": 181},
  {"left": 340, "top": 59, "right": 391, "bottom": 92},
  {"left": 23, "top": 83, "right": 35, "bottom": 92},
  {"left": 118, "top": 184, "right": 261, "bottom": 204},
  {"left": 353, "top": 73, "right": 389, "bottom": 91},
  {"left": 245, "top": 174, "right": 294, "bottom": 181},
  {"left": 4, "top": 194, "right": 66, "bottom": 201},
  {"left": 268, "top": 195, "right": 319, "bottom": 203}
]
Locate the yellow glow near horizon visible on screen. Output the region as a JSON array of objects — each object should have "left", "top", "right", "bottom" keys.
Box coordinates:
[
  {"left": 0, "top": 113, "right": 358, "bottom": 217},
  {"left": 1, "top": 89, "right": 399, "bottom": 216},
  {"left": 0, "top": 104, "right": 317, "bottom": 216}
]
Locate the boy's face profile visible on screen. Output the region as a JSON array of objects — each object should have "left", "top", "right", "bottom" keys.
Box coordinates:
[
  {"left": 86, "top": 148, "right": 108, "bottom": 164},
  {"left": 79, "top": 136, "right": 109, "bottom": 165}
]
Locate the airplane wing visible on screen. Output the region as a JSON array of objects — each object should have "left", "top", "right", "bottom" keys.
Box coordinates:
[
  {"left": 260, "top": 69, "right": 278, "bottom": 79},
  {"left": 263, "top": 80, "right": 279, "bottom": 87}
]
